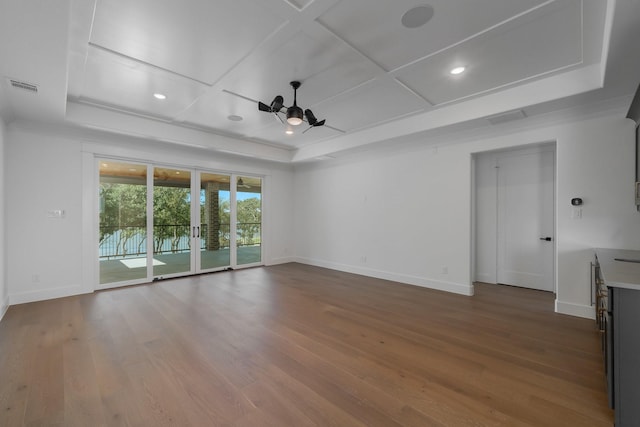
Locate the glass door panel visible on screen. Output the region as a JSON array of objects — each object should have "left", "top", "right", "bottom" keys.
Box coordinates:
[
  {"left": 198, "top": 172, "right": 231, "bottom": 271},
  {"left": 98, "top": 162, "right": 264, "bottom": 287},
  {"left": 236, "top": 176, "right": 262, "bottom": 266},
  {"left": 153, "top": 167, "right": 192, "bottom": 277},
  {"left": 99, "top": 160, "right": 148, "bottom": 284}
]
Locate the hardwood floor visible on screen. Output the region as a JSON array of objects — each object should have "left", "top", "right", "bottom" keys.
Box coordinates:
[{"left": 0, "top": 263, "right": 613, "bottom": 426}]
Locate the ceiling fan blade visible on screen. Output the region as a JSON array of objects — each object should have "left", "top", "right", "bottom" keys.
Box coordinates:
[
  {"left": 302, "top": 118, "right": 326, "bottom": 134},
  {"left": 271, "top": 95, "right": 284, "bottom": 112},
  {"left": 304, "top": 109, "right": 317, "bottom": 126},
  {"left": 258, "top": 101, "right": 271, "bottom": 112}
]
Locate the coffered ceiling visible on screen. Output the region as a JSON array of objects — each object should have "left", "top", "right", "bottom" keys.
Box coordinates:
[{"left": 1, "top": 0, "right": 638, "bottom": 162}]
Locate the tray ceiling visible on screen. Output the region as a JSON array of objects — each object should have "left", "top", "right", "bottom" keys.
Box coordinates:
[{"left": 0, "top": 0, "right": 629, "bottom": 162}]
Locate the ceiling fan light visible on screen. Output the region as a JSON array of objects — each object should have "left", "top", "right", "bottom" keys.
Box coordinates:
[{"left": 287, "top": 106, "right": 304, "bottom": 126}]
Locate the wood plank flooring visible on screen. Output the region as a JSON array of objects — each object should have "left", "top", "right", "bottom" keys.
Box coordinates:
[{"left": 0, "top": 263, "right": 613, "bottom": 426}]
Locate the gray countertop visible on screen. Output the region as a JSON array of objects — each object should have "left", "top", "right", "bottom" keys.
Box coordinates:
[{"left": 595, "top": 248, "right": 640, "bottom": 290}]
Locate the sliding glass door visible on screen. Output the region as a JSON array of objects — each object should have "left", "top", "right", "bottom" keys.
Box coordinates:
[
  {"left": 98, "top": 160, "right": 262, "bottom": 287},
  {"left": 99, "top": 161, "right": 148, "bottom": 284},
  {"left": 236, "top": 176, "right": 262, "bottom": 266},
  {"left": 152, "top": 167, "right": 192, "bottom": 278},
  {"left": 198, "top": 172, "right": 232, "bottom": 271}
]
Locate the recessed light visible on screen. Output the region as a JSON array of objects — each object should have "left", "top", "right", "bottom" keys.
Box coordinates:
[
  {"left": 101, "top": 163, "right": 108, "bottom": 167},
  {"left": 450, "top": 66, "right": 466, "bottom": 75},
  {"left": 153, "top": 93, "right": 167, "bottom": 100},
  {"left": 401, "top": 5, "right": 434, "bottom": 29},
  {"left": 175, "top": 171, "right": 180, "bottom": 175},
  {"left": 227, "top": 115, "right": 243, "bottom": 122}
]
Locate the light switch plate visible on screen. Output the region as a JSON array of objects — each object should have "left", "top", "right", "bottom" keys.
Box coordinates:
[{"left": 46, "top": 209, "right": 65, "bottom": 218}]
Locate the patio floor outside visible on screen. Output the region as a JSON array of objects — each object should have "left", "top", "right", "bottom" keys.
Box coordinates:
[{"left": 100, "top": 246, "right": 261, "bottom": 284}]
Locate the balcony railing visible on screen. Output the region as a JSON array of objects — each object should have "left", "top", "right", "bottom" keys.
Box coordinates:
[{"left": 99, "top": 223, "right": 261, "bottom": 259}]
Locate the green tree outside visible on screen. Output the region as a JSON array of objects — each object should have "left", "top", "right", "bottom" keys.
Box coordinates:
[{"left": 100, "top": 185, "right": 261, "bottom": 256}]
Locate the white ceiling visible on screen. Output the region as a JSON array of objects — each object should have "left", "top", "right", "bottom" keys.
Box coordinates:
[{"left": 0, "top": 0, "right": 638, "bottom": 162}]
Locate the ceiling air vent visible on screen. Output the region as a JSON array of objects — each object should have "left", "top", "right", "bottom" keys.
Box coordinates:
[
  {"left": 486, "top": 109, "right": 526, "bottom": 125},
  {"left": 8, "top": 79, "right": 38, "bottom": 93}
]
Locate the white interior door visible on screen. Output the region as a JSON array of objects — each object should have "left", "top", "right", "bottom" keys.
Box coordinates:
[{"left": 497, "top": 149, "right": 554, "bottom": 291}]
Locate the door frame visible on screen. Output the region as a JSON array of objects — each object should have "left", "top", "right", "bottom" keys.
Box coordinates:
[{"left": 472, "top": 142, "right": 557, "bottom": 294}]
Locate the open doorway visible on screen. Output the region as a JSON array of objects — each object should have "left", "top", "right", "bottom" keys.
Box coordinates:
[{"left": 474, "top": 143, "right": 556, "bottom": 292}]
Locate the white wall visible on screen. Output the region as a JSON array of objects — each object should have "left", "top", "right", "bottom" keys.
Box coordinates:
[
  {"left": 555, "top": 116, "right": 639, "bottom": 316},
  {"left": 293, "top": 111, "right": 639, "bottom": 317},
  {"left": 0, "top": 117, "right": 7, "bottom": 320},
  {"left": 6, "top": 125, "right": 294, "bottom": 304},
  {"left": 294, "top": 142, "right": 475, "bottom": 295}
]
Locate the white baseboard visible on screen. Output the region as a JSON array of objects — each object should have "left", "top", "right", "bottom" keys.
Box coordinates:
[
  {"left": 10, "top": 284, "right": 91, "bottom": 306},
  {"left": 555, "top": 299, "right": 595, "bottom": 319},
  {"left": 266, "top": 256, "right": 296, "bottom": 266},
  {"left": 0, "top": 293, "right": 9, "bottom": 322},
  {"left": 294, "top": 257, "right": 474, "bottom": 296}
]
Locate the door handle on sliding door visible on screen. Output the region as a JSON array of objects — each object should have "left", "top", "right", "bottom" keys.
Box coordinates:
[
  {"left": 197, "top": 226, "right": 200, "bottom": 238},
  {"left": 192, "top": 226, "right": 196, "bottom": 238},
  {"left": 539, "top": 237, "right": 553, "bottom": 241}
]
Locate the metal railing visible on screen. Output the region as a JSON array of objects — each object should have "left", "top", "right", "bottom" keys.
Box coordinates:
[{"left": 99, "top": 223, "right": 261, "bottom": 259}]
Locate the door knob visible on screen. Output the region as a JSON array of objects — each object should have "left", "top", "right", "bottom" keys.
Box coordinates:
[{"left": 539, "top": 237, "right": 553, "bottom": 241}]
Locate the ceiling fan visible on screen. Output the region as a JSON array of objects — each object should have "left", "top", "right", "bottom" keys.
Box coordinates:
[
  {"left": 237, "top": 178, "right": 251, "bottom": 189},
  {"left": 258, "top": 81, "right": 326, "bottom": 134}
]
